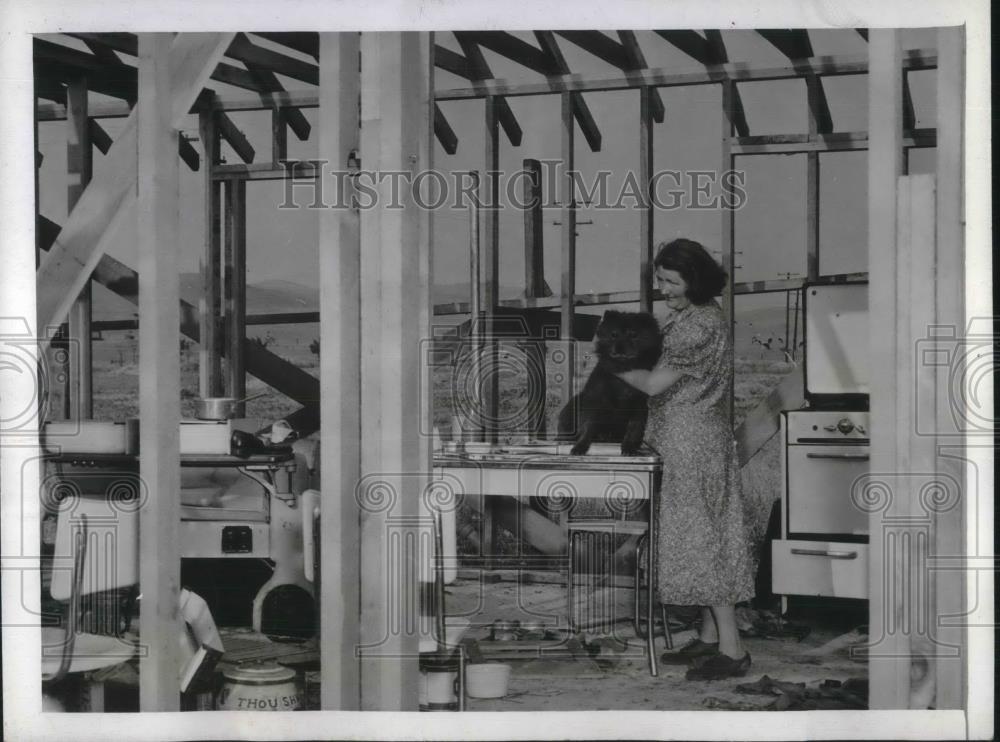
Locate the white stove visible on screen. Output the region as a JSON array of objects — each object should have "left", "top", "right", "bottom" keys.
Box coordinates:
[{"left": 773, "top": 282, "right": 871, "bottom": 602}]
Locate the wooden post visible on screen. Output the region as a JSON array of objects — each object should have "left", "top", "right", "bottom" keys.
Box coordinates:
[
  {"left": 317, "top": 31, "right": 362, "bottom": 710},
  {"left": 272, "top": 107, "right": 288, "bottom": 168},
  {"left": 719, "top": 79, "right": 736, "bottom": 428},
  {"left": 932, "top": 25, "right": 966, "bottom": 711},
  {"left": 483, "top": 95, "right": 500, "bottom": 443},
  {"left": 805, "top": 75, "right": 821, "bottom": 281},
  {"left": 559, "top": 92, "right": 576, "bottom": 407},
  {"left": 199, "top": 103, "right": 223, "bottom": 397},
  {"left": 136, "top": 32, "right": 182, "bottom": 711},
  {"left": 522, "top": 158, "right": 547, "bottom": 437},
  {"left": 66, "top": 79, "right": 93, "bottom": 420},
  {"left": 358, "top": 31, "right": 431, "bottom": 711},
  {"left": 639, "top": 86, "right": 654, "bottom": 313},
  {"left": 867, "top": 29, "right": 908, "bottom": 709},
  {"left": 223, "top": 179, "right": 247, "bottom": 407}
]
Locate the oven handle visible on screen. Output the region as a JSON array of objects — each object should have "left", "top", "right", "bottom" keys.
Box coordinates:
[
  {"left": 791, "top": 547, "right": 859, "bottom": 560},
  {"left": 805, "top": 452, "right": 870, "bottom": 461}
]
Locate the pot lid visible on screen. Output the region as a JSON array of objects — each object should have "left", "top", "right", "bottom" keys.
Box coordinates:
[{"left": 223, "top": 661, "right": 295, "bottom": 683}]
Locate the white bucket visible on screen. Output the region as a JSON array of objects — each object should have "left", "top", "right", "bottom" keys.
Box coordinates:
[{"left": 466, "top": 663, "right": 512, "bottom": 699}]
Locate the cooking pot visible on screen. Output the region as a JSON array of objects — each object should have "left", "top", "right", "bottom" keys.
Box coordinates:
[{"left": 195, "top": 392, "right": 267, "bottom": 420}]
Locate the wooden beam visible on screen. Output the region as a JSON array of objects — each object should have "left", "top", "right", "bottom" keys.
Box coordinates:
[
  {"left": 758, "top": 30, "right": 833, "bottom": 134},
  {"left": 902, "top": 74, "right": 916, "bottom": 131},
  {"left": 534, "top": 32, "right": 602, "bottom": 152},
  {"left": 87, "top": 118, "right": 113, "bottom": 154},
  {"left": 199, "top": 105, "right": 223, "bottom": 398},
  {"left": 66, "top": 78, "right": 93, "bottom": 420},
  {"left": 559, "top": 91, "right": 576, "bottom": 410},
  {"left": 435, "top": 48, "right": 938, "bottom": 101},
  {"left": 522, "top": 159, "right": 547, "bottom": 298},
  {"left": 483, "top": 97, "right": 501, "bottom": 443},
  {"left": 720, "top": 78, "right": 736, "bottom": 428},
  {"left": 36, "top": 33, "right": 235, "bottom": 346},
  {"left": 434, "top": 45, "right": 475, "bottom": 80},
  {"left": 216, "top": 110, "right": 255, "bottom": 163},
  {"left": 227, "top": 33, "right": 319, "bottom": 85},
  {"left": 617, "top": 31, "right": 664, "bottom": 123},
  {"left": 136, "top": 32, "right": 182, "bottom": 713},
  {"left": 358, "top": 30, "right": 430, "bottom": 711},
  {"left": 178, "top": 134, "right": 200, "bottom": 171},
  {"left": 932, "top": 25, "right": 966, "bottom": 711},
  {"left": 240, "top": 64, "right": 312, "bottom": 140},
  {"left": 34, "top": 59, "right": 136, "bottom": 103},
  {"left": 654, "top": 30, "right": 714, "bottom": 65},
  {"left": 433, "top": 103, "right": 458, "bottom": 154},
  {"left": 454, "top": 33, "right": 523, "bottom": 147},
  {"left": 459, "top": 32, "right": 558, "bottom": 75},
  {"left": 805, "top": 75, "right": 821, "bottom": 280},
  {"left": 638, "top": 86, "right": 654, "bottom": 313},
  {"left": 256, "top": 32, "right": 319, "bottom": 60},
  {"left": 867, "top": 29, "right": 907, "bottom": 710},
  {"left": 704, "top": 30, "right": 750, "bottom": 137},
  {"left": 223, "top": 179, "right": 247, "bottom": 405},
  {"left": 317, "top": 31, "right": 362, "bottom": 710},
  {"left": 555, "top": 31, "right": 630, "bottom": 70}
]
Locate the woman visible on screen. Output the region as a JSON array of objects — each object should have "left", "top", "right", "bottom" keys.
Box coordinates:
[{"left": 617, "top": 238, "right": 755, "bottom": 681}]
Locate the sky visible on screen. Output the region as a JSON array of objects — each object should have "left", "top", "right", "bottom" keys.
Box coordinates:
[{"left": 35, "top": 28, "right": 941, "bottom": 309}]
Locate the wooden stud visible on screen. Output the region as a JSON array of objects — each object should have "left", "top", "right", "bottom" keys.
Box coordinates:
[
  {"left": 559, "top": 92, "right": 576, "bottom": 410},
  {"left": 357, "top": 31, "right": 430, "bottom": 711},
  {"left": 932, "top": 25, "right": 966, "bottom": 711},
  {"left": 639, "top": 86, "right": 654, "bottom": 313},
  {"left": 483, "top": 96, "right": 501, "bottom": 443},
  {"left": 223, "top": 178, "right": 247, "bottom": 407},
  {"left": 199, "top": 105, "right": 223, "bottom": 397},
  {"left": 522, "top": 159, "right": 548, "bottom": 437},
  {"left": 136, "top": 32, "right": 181, "bottom": 712},
  {"left": 806, "top": 75, "right": 821, "bottom": 280},
  {"left": 317, "top": 31, "right": 362, "bottom": 710},
  {"left": 867, "top": 28, "right": 907, "bottom": 710},
  {"left": 66, "top": 78, "right": 93, "bottom": 420},
  {"left": 720, "top": 79, "right": 736, "bottom": 428}
]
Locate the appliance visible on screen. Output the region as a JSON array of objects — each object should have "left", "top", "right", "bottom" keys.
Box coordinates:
[{"left": 772, "top": 281, "right": 871, "bottom": 602}]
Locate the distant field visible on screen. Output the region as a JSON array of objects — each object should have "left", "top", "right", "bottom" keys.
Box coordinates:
[{"left": 43, "top": 318, "right": 791, "bottom": 558}]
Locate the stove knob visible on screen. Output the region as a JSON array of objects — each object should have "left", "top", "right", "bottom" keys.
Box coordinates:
[
  {"left": 837, "top": 418, "right": 855, "bottom": 435},
  {"left": 856, "top": 424, "right": 867, "bottom": 436}
]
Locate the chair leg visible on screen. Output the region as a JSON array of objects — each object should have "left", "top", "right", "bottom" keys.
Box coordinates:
[{"left": 661, "top": 604, "right": 673, "bottom": 650}]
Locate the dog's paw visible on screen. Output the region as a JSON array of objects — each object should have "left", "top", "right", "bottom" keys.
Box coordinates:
[{"left": 570, "top": 441, "right": 590, "bottom": 456}]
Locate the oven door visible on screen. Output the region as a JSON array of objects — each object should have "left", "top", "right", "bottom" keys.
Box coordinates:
[{"left": 786, "top": 444, "right": 869, "bottom": 537}]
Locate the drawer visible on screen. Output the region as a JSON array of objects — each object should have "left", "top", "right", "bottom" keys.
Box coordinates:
[{"left": 772, "top": 539, "right": 869, "bottom": 599}]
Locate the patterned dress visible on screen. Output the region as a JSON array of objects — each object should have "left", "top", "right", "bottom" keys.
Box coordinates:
[{"left": 645, "top": 301, "right": 755, "bottom": 606}]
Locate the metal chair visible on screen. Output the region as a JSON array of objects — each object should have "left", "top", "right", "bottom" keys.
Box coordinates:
[
  {"left": 566, "top": 516, "right": 672, "bottom": 676},
  {"left": 43, "top": 506, "right": 139, "bottom": 710}
]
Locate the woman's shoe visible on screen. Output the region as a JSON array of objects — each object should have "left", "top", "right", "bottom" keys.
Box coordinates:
[
  {"left": 659, "top": 638, "right": 720, "bottom": 665},
  {"left": 684, "top": 652, "right": 751, "bottom": 680}
]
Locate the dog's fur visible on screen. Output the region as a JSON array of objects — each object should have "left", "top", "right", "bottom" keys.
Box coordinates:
[{"left": 557, "top": 311, "right": 662, "bottom": 455}]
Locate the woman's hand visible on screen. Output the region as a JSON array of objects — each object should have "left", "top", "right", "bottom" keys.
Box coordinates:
[{"left": 617, "top": 366, "right": 684, "bottom": 396}]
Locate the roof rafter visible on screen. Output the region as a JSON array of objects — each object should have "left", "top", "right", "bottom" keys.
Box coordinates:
[
  {"left": 454, "top": 33, "right": 524, "bottom": 146},
  {"left": 703, "top": 30, "right": 750, "bottom": 136},
  {"left": 617, "top": 31, "right": 665, "bottom": 123},
  {"left": 434, "top": 104, "right": 459, "bottom": 154},
  {"left": 654, "top": 30, "right": 714, "bottom": 65},
  {"left": 555, "top": 31, "right": 630, "bottom": 69},
  {"left": 457, "top": 32, "right": 560, "bottom": 75},
  {"left": 227, "top": 33, "right": 319, "bottom": 86},
  {"left": 217, "top": 111, "right": 256, "bottom": 163},
  {"left": 534, "top": 31, "right": 602, "bottom": 152},
  {"left": 434, "top": 45, "right": 475, "bottom": 80},
  {"left": 757, "top": 29, "right": 833, "bottom": 133},
  {"left": 254, "top": 32, "right": 319, "bottom": 60}
]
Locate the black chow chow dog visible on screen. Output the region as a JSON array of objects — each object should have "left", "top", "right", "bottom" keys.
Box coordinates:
[{"left": 557, "top": 311, "right": 662, "bottom": 455}]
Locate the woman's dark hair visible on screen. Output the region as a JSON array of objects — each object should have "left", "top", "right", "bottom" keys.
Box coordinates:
[{"left": 653, "top": 238, "right": 728, "bottom": 305}]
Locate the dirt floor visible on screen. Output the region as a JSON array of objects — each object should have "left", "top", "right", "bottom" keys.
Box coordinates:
[{"left": 445, "top": 573, "right": 869, "bottom": 712}]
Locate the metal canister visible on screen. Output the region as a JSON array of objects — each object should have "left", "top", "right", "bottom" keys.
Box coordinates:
[{"left": 218, "top": 662, "right": 302, "bottom": 711}]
